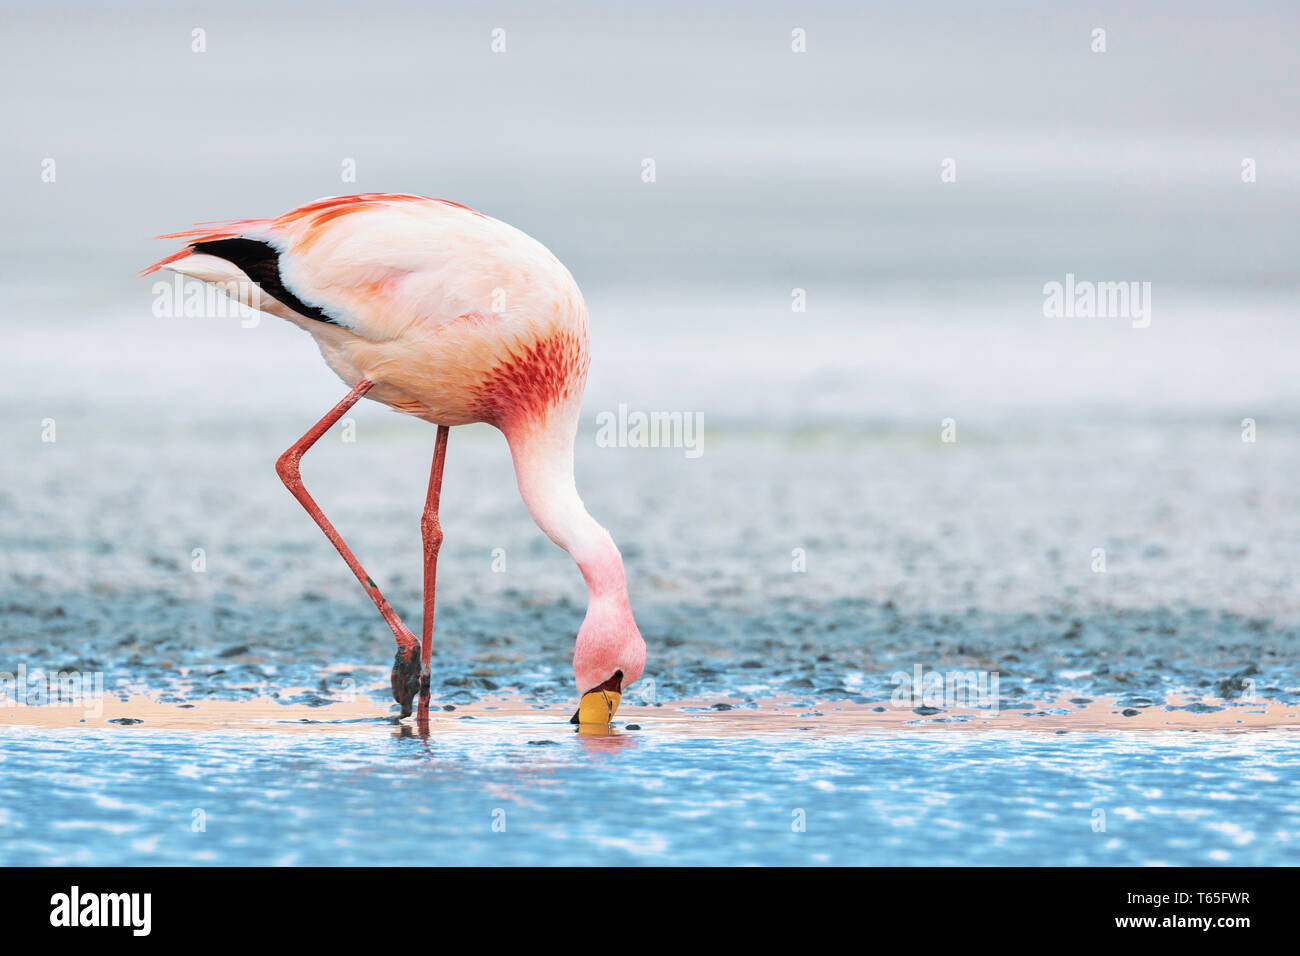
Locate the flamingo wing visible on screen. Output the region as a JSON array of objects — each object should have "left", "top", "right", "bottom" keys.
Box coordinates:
[{"left": 142, "top": 193, "right": 504, "bottom": 340}]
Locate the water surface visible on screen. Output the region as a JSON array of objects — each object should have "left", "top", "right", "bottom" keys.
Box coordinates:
[{"left": 2, "top": 724, "right": 1296, "bottom": 866}]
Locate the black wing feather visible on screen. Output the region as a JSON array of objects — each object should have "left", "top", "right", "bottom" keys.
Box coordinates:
[{"left": 192, "top": 237, "right": 340, "bottom": 326}]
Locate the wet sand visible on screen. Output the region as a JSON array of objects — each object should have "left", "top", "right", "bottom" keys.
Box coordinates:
[
  {"left": 3, "top": 688, "right": 1295, "bottom": 736},
  {"left": 5, "top": 417, "right": 1298, "bottom": 719}
]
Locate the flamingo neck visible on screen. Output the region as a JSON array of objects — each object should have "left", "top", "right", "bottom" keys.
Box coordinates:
[{"left": 503, "top": 415, "right": 628, "bottom": 603}]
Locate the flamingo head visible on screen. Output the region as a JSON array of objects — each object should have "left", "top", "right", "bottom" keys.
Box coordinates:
[{"left": 570, "top": 598, "right": 646, "bottom": 725}]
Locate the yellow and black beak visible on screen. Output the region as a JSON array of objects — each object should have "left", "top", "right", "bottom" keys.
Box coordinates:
[{"left": 570, "top": 671, "right": 624, "bottom": 726}]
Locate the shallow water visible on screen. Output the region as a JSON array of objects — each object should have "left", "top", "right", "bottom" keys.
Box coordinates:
[{"left": 0, "top": 724, "right": 1296, "bottom": 866}]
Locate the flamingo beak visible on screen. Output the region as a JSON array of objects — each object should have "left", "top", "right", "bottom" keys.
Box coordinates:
[
  {"left": 572, "top": 689, "right": 621, "bottom": 725},
  {"left": 570, "top": 672, "right": 623, "bottom": 725}
]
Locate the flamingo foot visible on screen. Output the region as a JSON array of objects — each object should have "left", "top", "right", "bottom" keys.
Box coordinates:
[{"left": 391, "top": 645, "right": 422, "bottom": 717}]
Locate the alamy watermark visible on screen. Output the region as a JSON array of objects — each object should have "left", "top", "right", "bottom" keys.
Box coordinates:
[
  {"left": 1, "top": 664, "right": 104, "bottom": 717},
  {"left": 151, "top": 274, "right": 264, "bottom": 327},
  {"left": 595, "top": 404, "right": 703, "bottom": 459},
  {"left": 1043, "top": 273, "right": 1151, "bottom": 328},
  {"left": 890, "top": 664, "right": 1000, "bottom": 713}
]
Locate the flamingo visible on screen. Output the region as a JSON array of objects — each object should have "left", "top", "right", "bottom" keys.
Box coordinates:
[{"left": 142, "top": 193, "right": 645, "bottom": 726}]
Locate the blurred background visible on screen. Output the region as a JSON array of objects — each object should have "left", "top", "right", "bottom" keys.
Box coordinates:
[{"left": 2, "top": 0, "right": 1298, "bottom": 704}]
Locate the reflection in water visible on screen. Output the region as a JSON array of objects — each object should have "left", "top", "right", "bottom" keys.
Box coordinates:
[{"left": 574, "top": 725, "right": 641, "bottom": 759}]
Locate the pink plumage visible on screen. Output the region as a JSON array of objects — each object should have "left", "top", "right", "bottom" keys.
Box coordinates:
[{"left": 146, "top": 194, "right": 645, "bottom": 723}]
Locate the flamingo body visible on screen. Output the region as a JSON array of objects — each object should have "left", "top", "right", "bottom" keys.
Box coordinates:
[{"left": 146, "top": 193, "right": 588, "bottom": 428}]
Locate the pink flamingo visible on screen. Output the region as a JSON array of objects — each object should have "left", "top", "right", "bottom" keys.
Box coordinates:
[{"left": 143, "top": 193, "right": 645, "bottom": 726}]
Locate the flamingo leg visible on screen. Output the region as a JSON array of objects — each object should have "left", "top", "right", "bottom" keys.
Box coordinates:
[
  {"left": 416, "top": 425, "right": 450, "bottom": 724},
  {"left": 273, "top": 379, "right": 422, "bottom": 714}
]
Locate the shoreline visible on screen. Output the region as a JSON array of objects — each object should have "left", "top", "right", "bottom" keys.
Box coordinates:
[{"left": 1, "top": 689, "right": 1294, "bottom": 737}]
